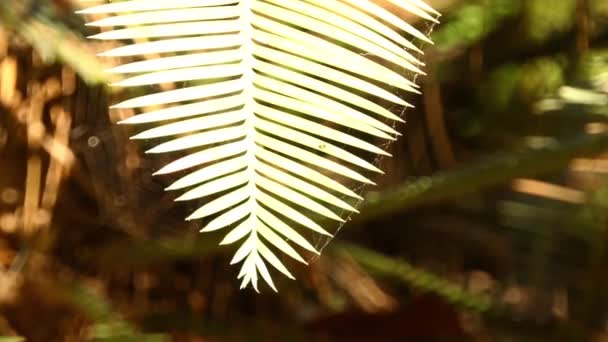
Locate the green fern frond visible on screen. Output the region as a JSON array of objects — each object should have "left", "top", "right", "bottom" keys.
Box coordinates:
[{"left": 80, "top": 0, "right": 439, "bottom": 291}]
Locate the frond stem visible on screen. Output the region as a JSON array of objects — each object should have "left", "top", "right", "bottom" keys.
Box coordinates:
[{"left": 240, "top": 0, "right": 258, "bottom": 243}]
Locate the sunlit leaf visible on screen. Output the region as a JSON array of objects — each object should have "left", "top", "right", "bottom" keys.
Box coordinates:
[{"left": 81, "top": 0, "right": 438, "bottom": 291}]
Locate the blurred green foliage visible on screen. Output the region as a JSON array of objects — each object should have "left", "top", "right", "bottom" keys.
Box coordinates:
[{"left": 0, "top": 0, "right": 107, "bottom": 84}]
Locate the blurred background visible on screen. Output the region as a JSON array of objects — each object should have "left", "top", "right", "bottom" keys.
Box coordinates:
[{"left": 1, "top": 0, "right": 608, "bottom": 340}]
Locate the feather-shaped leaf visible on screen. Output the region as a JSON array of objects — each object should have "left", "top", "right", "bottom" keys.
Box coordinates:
[{"left": 81, "top": 0, "right": 439, "bottom": 291}]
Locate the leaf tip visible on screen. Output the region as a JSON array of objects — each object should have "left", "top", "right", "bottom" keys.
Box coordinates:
[
  {"left": 130, "top": 133, "right": 146, "bottom": 140},
  {"left": 164, "top": 184, "right": 177, "bottom": 191}
]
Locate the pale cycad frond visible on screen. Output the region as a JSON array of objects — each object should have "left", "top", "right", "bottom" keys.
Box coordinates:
[{"left": 80, "top": 0, "right": 439, "bottom": 291}]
